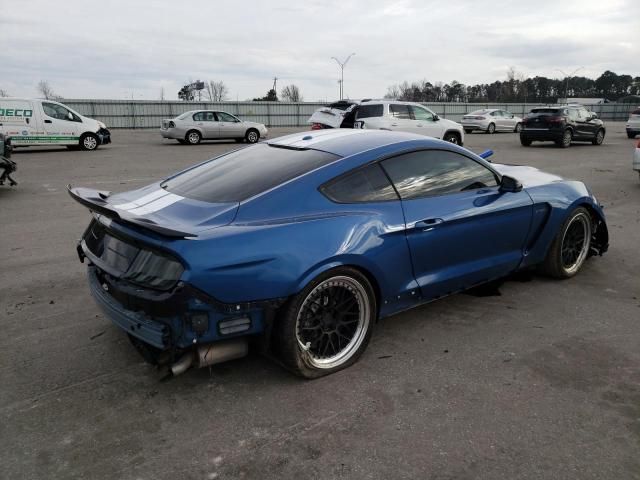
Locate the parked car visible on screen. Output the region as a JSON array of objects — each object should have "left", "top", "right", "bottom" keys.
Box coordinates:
[
  {"left": 160, "top": 110, "right": 268, "bottom": 145},
  {"left": 634, "top": 140, "right": 640, "bottom": 180},
  {"left": 0, "top": 98, "right": 110, "bottom": 150},
  {"left": 308, "top": 100, "right": 465, "bottom": 145},
  {"left": 68, "top": 129, "right": 608, "bottom": 379},
  {"left": 460, "top": 109, "right": 523, "bottom": 134},
  {"left": 626, "top": 107, "right": 640, "bottom": 138},
  {"left": 520, "top": 105, "right": 605, "bottom": 148}
]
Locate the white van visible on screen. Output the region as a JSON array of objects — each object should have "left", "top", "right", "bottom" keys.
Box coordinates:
[{"left": 0, "top": 98, "right": 110, "bottom": 150}]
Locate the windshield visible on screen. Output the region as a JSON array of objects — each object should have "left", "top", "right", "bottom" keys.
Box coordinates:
[{"left": 162, "top": 144, "right": 340, "bottom": 203}]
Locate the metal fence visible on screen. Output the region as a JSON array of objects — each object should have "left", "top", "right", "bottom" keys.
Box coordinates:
[{"left": 62, "top": 99, "right": 635, "bottom": 129}]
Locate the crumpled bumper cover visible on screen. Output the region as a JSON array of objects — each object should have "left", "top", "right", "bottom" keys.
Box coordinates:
[{"left": 98, "top": 128, "right": 111, "bottom": 145}]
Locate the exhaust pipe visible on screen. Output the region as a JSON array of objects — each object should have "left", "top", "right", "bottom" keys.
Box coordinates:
[
  {"left": 170, "top": 352, "right": 193, "bottom": 376},
  {"left": 169, "top": 338, "right": 248, "bottom": 376}
]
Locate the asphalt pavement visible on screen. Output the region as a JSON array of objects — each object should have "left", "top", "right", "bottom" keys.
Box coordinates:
[{"left": 1, "top": 125, "right": 639, "bottom": 479}]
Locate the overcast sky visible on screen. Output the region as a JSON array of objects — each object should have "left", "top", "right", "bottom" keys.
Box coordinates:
[{"left": 1, "top": 0, "right": 638, "bottom": 101}]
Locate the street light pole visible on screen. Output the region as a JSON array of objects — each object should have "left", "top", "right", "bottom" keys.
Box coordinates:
[
  {"left": 331, "top": 53, "right": 356, "bottom": 100},
  {"left": 555, "top": 67, "right": 584, "bottom": 102}
]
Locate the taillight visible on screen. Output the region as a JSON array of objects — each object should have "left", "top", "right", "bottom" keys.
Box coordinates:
[
  {"left": 547, "top": 116, "right": 563, "bottom": 123},
  {"left": 169, "top": 121, "right": 175, "bottom": 128},
  {"left": 637, "top": 140, "right": 640, "bottom": 148},
  {"left": 474, "top": 116, "right": 486, "bottom": 120},
  {"left": 311, "top": 123, "right": 323, "bottom": 130}
]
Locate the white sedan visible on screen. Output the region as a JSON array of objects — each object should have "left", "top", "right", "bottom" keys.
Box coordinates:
[
  {"left": 461, "top": 109, "right": 523, "bottom": 134},
  {"left": 160, "top": 110, "right": 268, "bottom": 145}
]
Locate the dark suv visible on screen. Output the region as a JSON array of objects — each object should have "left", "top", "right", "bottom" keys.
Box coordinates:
[{"left": 520, "top": 105, "right": 605, "bottom": 148}]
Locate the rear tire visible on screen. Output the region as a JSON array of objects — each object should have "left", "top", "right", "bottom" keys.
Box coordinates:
[
  {"left": 542, "top": 207, "right": 592, "bottom": 279},
  {"left": 185, "top": 130, "right": 201, "bottom": 145},
  {"left": 486, "top": 123, "right": 496, "bottom": 134},
  {"left": 557, "top": 129, "right": 572, "bottom": 148},
  {"left": 274, "top": 267, "right": 376, "bottom": 378},
  {"left": 80, "top": 133, "right": 99, "bottom": 151},
  {"left": 245, "top": 129, "right": 260, "bottom": 143},
  {"left": 520, "top": 137, "right": 531, "bottom": 146},
  {"left": 592, "top": 129, "right": 605, "bottom": 145}
]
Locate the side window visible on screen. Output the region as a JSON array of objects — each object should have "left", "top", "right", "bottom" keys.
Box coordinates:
[
  {"left": 490, "top": 111, "right": 498, "bottom": 117},
  {"left": 381, "top": 150, "right": 499, "bottom": 200},
  {"left": 389, "top": 104, "right": 412, "bottom": 120},
  {"left": 410, "top": 106, "right": 434, "bottom": 121},
  {"left": 203, "top": 112, "right": 215, "bottom": 121},
  {"left": 42, "top": 102, "right": 80, "bottom": 122},
  {"left": 192, "top": 112, "right": 205, "bottom": 121},
  {"left": 356, "top": 104, "right": 383, "bottom": 119},
  {"left": 217, "top": 112, "right": 238, "bottom": 122},
  {"left": 321, "top": 163, "right": 399, "bottom": 203}
]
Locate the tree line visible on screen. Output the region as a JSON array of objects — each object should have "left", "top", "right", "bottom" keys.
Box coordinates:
[
  {"left": 178, "top": 80, "right": 302, "bottom": 102},
  {"left": 385, "top": 69, "right": 640, "bottom": 103}
]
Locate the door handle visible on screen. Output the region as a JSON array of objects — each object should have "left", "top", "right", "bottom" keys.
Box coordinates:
[
  {"left": 44, "top": 119, "right": 52, "bottom": 124},
  {"left": 391, "top": 123, "right": 398, "bottom": 127},
  {"left": 414, "top": 218, "right": 444, "bottom": 230}
]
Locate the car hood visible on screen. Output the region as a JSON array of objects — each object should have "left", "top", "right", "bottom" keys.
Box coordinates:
[
  {"left": 68, "top": 182, "right": 239, "bottom": 238},
  {"left": 492, "top": 163, "right": 563, "bottom": 188}
]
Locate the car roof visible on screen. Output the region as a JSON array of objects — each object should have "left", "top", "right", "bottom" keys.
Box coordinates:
[{"left": 266, "top": 129, "right": 441, "bottom": 157}]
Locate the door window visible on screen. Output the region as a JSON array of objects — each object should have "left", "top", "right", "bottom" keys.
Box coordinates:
[
  {"left": 410, "top": 106, "right": 434, "bottom": 121},
  {"left": 381, "top": 150, "right": 499, "bottom": 200},
  {"left": 192, "top": 112, "right": 206, "bottom": 121},
  {"left": 356, "top": 104, "right": 384, "bottom": 119},
  {"left": 389, "top": 104, "right": 412, "bottom": 119},
  {"left": 42, "top": 102, "right": 81, "bottom": 122},
  {"left": 321, "top": 163, "right": 398, "bottom": 203},
  {"left": 216, "top": 112, "right": 238, "bottom": 122}
]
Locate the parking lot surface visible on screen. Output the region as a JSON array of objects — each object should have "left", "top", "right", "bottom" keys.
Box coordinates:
[{"left": 1, "top": 125, "right": 639, "bottom": 480}]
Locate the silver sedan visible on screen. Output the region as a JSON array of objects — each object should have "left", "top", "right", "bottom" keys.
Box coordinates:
[
  {"left": 160, "top": 110, "right": 268, "bottom": 145},
  {"left": 461, "top": 109, "right": 523, "bottom": 134}
]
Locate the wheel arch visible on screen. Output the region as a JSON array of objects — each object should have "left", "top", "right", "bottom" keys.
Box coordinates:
[
  {"left": 443, "top": 129, "right": 463, "bottom": 145},
  {"left": 293, "top": 257, "right": 383, "bottom": 318}
]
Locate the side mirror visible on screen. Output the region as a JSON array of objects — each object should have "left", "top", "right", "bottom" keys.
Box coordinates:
[
  {"left": 590, "top": 113, "right": 598, "bottom": 120},
  {"left": 433, "top": 114, "right": 440, "bottom": 121},
  {"left": 499, "top": 175, "right": 523, "bottom": 193}
]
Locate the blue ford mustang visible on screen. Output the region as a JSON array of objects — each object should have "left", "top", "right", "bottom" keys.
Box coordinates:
[{"left": 69, "top": 129, "right": 608, "bottom": 378}]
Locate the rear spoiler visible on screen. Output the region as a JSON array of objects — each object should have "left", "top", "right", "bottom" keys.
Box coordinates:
[{"left": 67, "top": 185, "right": 197, "bottom": 238}]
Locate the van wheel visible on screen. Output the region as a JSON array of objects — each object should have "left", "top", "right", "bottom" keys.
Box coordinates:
[
  {"left": 186, "top": 130, "right": 201, "bottom": 145},
  {"left": 80, "top": 133, "right": 99, "bottom": 151},
  {"left": 245, "top": 129, "right": 260, "bottom": 143}
]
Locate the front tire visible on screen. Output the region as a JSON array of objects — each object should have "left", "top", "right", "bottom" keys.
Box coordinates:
[
  {"left": 514, "top": 123, "right": 523, "bottom": 133},
  {"left": 542, "top": 207, "right": 592, "bottom": 279},
  {"left": 486, "top": 123, "right": 496, "bottom": 134},
  {"left": 443, "top": 131, "right": 461, "bottom": 145},
  {"left": 80, "top": 133, "right": 99, "bottom": 151},
  {"left": 592, "top": 129, "right": 605, "bottom": 145},
  {"left": 245, "top": 129, "right": 260, "bottom": 143},
  {"left": 274, "top": 267, "right": 376, "bottom": 378}
]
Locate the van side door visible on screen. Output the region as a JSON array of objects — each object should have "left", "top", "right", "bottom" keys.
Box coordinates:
[{"left": 41, "top": 101, "right": 82, "bottom": 145}]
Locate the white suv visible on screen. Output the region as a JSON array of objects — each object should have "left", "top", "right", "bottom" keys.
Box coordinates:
[{"left": 308, "top": 100, "right": 465, "bottom": 145}]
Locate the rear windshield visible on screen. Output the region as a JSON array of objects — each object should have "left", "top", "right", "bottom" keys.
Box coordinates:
[
  {"left": 356, "top": 104, "right": 384, "bottom": 118},
  {"left": 162, "top": 144, "right": 340, "bottom": 203},
  {"left": 469, "top": 109, "right": 489, "bottom": 115},
  {"left": 530, "top": 108, "right": 561, "bottom": 114}
]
